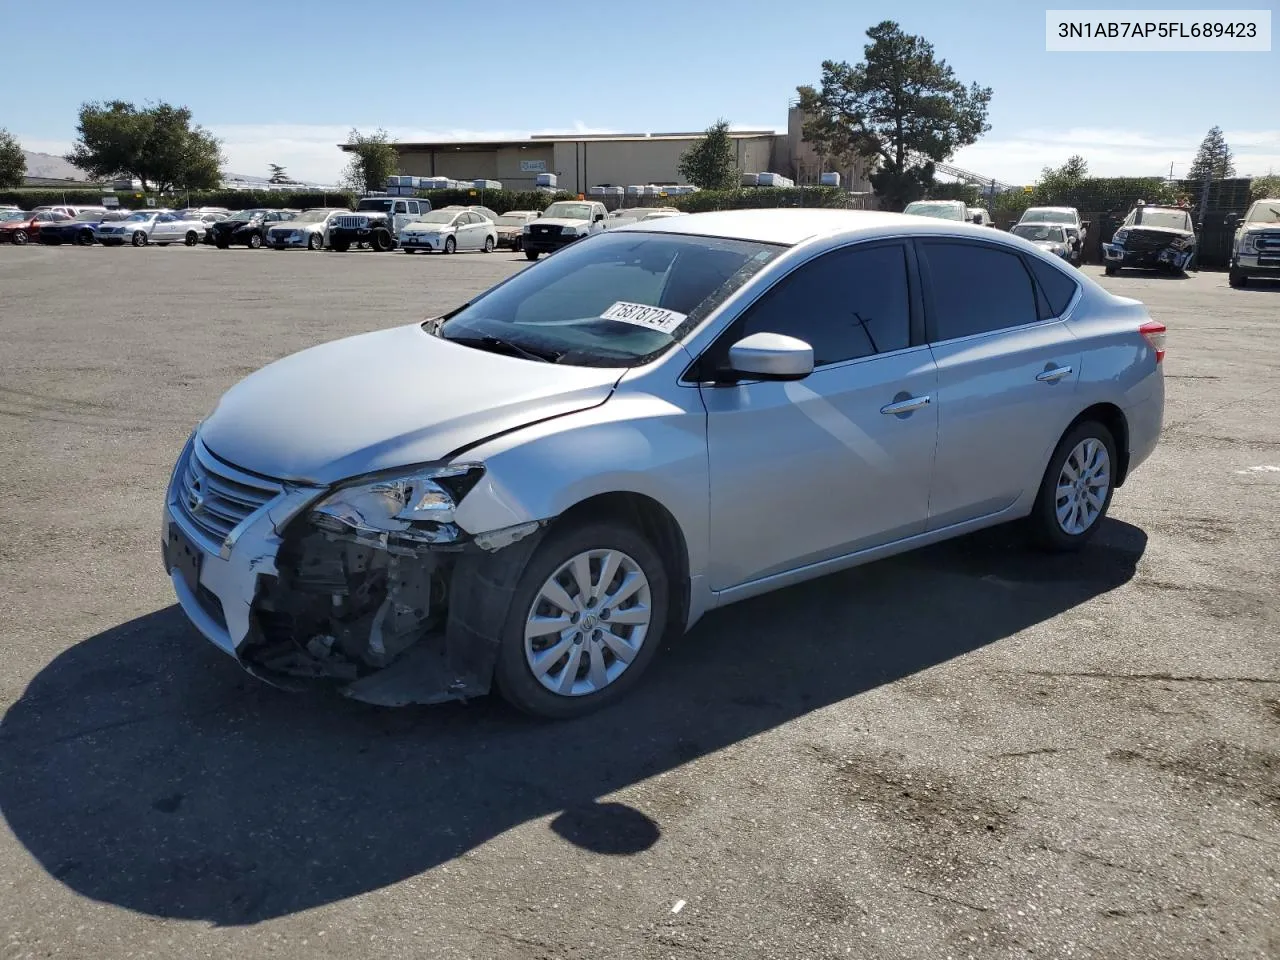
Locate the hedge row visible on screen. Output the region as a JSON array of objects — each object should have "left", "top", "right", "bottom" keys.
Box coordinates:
[{"left": 666, "top": 186, "right": 854, "bottom": 213}]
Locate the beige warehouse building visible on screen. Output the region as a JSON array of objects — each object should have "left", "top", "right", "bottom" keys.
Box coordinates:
[{"left": 342, "top": 106, "right": 873, "bottom": 195}]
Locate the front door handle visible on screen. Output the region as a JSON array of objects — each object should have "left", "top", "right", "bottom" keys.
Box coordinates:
[
  {"left": 880, "top": 395, "right": 931, "bottom": 415},
  {"left": 1036, "top": 366, "right": 1073, "bottom": 382}
]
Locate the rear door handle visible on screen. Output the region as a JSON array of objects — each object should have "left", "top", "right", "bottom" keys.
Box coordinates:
[
  {"left": 1036, "top": 366, "right": 1073, "bottom": 382},
  {"left": 880, "top": 395, "right": 931, "bottom": 415}
]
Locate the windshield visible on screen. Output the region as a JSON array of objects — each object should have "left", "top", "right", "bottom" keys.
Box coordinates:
[
  {"left": 437, "top": 232, "right": 782, "bottom": 367},
  {"left": 1245, "top": 201, "right": 1280, "bottom": 224},
  {"left": 356, "top": 198, "right": 394, "bottom": 212},
  {"left": 903, "top": 201, "right": 965, "bottom": 220},
  {"left": 1125, "top": 208, "right": 1191, "bottom": 230},
  {"left": 228, "top": 209, "right": 266, "bottom": 222},
  {"left": 413, "top": 211, "right": 459, "bottom": 225},
  {"left": 124, "top": 213, "right": 155, "bottom": 222},
  {"left": 1012, "top": 224, "right": 1065, "bottom": 242},
  {"left": 543, "top": 202, "right": 594, "bottom": 220},
  {"left": 291, "top": 210, "right": 332, "bottom": 223},
  {"left": 1021, "top": 209, "right": 1075, "bottom": 224},
  {"left": 73, "top": 212, "right": 102, "bottom": 222},
  {"left": 495, "top": 214, "right": 529, "bottom": 225}
]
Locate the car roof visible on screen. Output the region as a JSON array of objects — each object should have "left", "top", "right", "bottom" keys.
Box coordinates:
[
  {"left": 1023, "top": 206, "right": 1077, "bottom": 213},
  {"left": 623, "top": 208, "right": 1018, "bottom": 245}
]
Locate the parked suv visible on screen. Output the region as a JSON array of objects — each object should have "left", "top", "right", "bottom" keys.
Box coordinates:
[
  {"left": 329, "top": 197, "right": 433, "bottom": 252},
  {"left": 211, "top": 209, "right": 297, "bottom": 249},
  {"left": 1228, "top": 197, "right": 1280, "bottom": 288},
  {"left": 161, "top": 209, "right": 1166, "bottom": 719}
]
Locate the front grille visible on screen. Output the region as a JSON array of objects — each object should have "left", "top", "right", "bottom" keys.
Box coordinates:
[
  {"left": 1253, "top": 230, "right": 1280, "bottom": 252},
  {"left": 1126, "top": 230, "right": 1182, "bottom": 252},
  {"left": 335, "top": 216, "right": 368, "bottom": 229},
  {"left": 530, "top": 224, "right": 563, "bottom": 238},
  {"left": 174, "top": 439, "right": 282, "bottom": 551}
]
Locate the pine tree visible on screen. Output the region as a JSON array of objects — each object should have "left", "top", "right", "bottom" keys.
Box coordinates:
[
  {"left": 1188, "top": 126, "right": 1235, "bottom": 181},
  {"left": 677, "top": 120, "right": 739, "bottom": 190}
]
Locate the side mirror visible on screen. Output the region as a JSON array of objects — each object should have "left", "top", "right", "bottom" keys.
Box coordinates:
[
  {"left": 971, "top": 214, "right": 983, "bottom": 224},
  {"left": 724, "top": 332, "right": 814, "bottom": 382},
  {"left": 594, "top": 214, "right": 604, "bottom": 222}
]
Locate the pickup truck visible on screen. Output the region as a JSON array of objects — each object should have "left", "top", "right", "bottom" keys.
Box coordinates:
[{"left": 520, "top": 200, "right": 610, "bottom": 260}]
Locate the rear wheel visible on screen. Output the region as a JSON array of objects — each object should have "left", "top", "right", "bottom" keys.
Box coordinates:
[
  {"left": 132, "top": 231, "right": 147, "bottom": 247},
  {"left": 483, "top": 235, "right": 495, "bottom": 253},
  {"left": 494, "top": 520, "right": 671, "bottom": 719},
  {"left": 11, "top": 229, "right": 28, "bottom": 245},
  {"left": 184, "top": 231, "right": 199, "bottom": 246},
  {"left": 370, "top": 229, "right": 394, "bottom": 252},
  {"left": 1027, "top": 420, "right": 1117, "bottom": 552},
  {"left": 215, "top": 239, "right": 229, "bottom": 249},
  {"left": 525, "top": 249, "right": 539, "bottom": 260},
  {"left": 512, "top": 236, "right": 522, "bottom": 251},
  {"left": 247, "top": 233, "right": 263, "bottom": 249},
  {"left": 1229, "top": 268, "right": 1246, "bottom": 288},
  {"left": 443, "top": 235, "right": 456, "bottom": 255}
]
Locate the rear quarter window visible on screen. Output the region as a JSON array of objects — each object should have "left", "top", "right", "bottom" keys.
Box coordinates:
[{"left": 1027, "top": 256, "right": 1080, "bottom": 318}]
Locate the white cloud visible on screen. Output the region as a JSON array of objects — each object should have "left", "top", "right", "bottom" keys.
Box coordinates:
[{"left": 953, "top": 127, "right": 1280, "bottom": 184}]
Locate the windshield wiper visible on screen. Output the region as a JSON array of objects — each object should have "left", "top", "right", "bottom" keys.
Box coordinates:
[{"left": 446, "top": 334, "right": 564, "bottom": 363}]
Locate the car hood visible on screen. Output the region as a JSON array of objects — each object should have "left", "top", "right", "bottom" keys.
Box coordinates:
[
  {"left": 533, "top": 217, "right": 589, "bottom": 228},
  {"left": 1122, "top": 224, "right": 1193, "bottom": 238},
  {"left": 404, "top": 223, "right": 454, "bottom": 233},
  {"left": 1032, "top": 239, "right": 1065, "bottom": 249},
  {"left": 199, "top": 323, "right": 624, "bottom": 485}
]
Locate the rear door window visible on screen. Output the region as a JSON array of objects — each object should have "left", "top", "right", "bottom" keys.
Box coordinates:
[{"left": 919, "top": 241, "right": 1039, "bottom": 341}]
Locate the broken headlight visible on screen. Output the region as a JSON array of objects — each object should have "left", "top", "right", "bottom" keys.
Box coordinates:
[
  {"left": 308, "top": 464, "right": 484, "bottom": 545},
  {"left": 1112, "top": 229, "right": 1129, "bottom": 244}
]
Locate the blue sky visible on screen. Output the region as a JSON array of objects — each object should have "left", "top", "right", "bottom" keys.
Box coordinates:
[{"left": 3, "top": 0, "right": 1275, "bottom": 185}]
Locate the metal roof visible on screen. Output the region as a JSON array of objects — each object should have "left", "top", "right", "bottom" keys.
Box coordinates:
[{"left": 339, "top": 130, "right": 781, "bottom": 152}]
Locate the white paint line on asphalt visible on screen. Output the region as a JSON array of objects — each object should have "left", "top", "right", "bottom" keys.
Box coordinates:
[
  {"left": 671, "top": 899, "right": 686, "bottom": 914},
  {"left": 1235, "top": 465, "right": 1280, "bottom": 474}
]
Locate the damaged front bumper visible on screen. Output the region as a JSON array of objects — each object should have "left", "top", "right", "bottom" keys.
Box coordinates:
[{"left": 161, "top": 434, "right": 544, "bottom": 706}]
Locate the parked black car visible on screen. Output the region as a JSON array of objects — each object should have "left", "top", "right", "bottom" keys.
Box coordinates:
[
  {"left": 210, "top": 209, "right": 297, "bottom": 249},
  {"left": 38, "top": 210, "right": 130, "bottom": 245},
  {"left": 1102, "top": 202, "right": 1197, "bottom": 276}
]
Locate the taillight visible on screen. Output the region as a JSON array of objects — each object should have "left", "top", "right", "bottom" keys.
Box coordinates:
[{"left": 1139, "top": 320, "right": 1166, "bottom": 364}]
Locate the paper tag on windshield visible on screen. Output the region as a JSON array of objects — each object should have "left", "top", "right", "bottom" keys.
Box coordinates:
[{"left": 600, "top": 300, "right": 686, "bottom": 334}]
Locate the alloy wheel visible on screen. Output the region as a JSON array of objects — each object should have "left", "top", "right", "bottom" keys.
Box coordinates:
[
  {"left": 1055, "top": 438, "right": 1110, "bottom": 535},
  {"left": 524, "top": 549, "right": 652, "bottom": 697}
]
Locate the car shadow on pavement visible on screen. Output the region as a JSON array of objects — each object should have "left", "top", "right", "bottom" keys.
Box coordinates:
[{"left": 0, "top": 520, "right": 1146, "bottom": 926}]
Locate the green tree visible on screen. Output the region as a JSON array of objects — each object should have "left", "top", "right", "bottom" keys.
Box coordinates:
[
  {"left": 1034, "top": 154, "right": 1089, "bottom": 203},
  {"left": 1188, "top": 126, "right": 1235, "bottom": 181},
  {"left": 798, "top": 21, "right": 992, "bottom": 210},
  {"left": 65, "top": 100, "right": 223, "bottom": 192},
  {"left": 677, "top": 119, "right": 739, "bottom": 190},
  {"left": 0, "top": 128, "right": 25, "bottom": 187},
  {"left": 340, "top": 128, "right": 399, "bottom": 195},
  {"left": 268, "top": 163, "right": 290, "bottom": 183}
]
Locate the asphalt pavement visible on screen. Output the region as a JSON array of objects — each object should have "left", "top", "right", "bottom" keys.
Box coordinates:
[{"left": 0, "top": 244, "right": 1276, "bottom": 960}]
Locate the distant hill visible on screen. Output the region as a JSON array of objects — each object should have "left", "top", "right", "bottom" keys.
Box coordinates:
[{"left": 23, "top": 151, "right": 89, "bottom": 181}]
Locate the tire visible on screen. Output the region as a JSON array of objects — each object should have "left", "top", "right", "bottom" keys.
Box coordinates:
[
  {"left": 157, "top": 242, "right": 170, "bottom": 247},
  {"left": 1104, "top": 264, "right": 1118, "bottom": 276},
  {"left": 12, "top": 229, "right": 28, "bottom": 245},
  {"left": 185, "top": 231, "right": 198, "bottom": 246},
  {"left": 307, "top": 233, "right": 322, "bottom": 251},
  {"left": 77, "top": 230, "right": 95, "bottom": 246},
  {"left": 131, "top": 231, "right": 147, "bottom": 247},
  {"left": 402, "top": 248, "right": 415, "bottom": 254},
  {"left": 525, "top": 249, "right": 539, "bottom": 260},
  {"left": 369, "top": 229, "right": 394, "bottom": 252},
  {"left": 494, "top": 519, "right": 671, "bottom": 719},
  {"left": 331, "top": 240, "right": 350, "bottom": 252},
  {"left": 1027, "top": 420, "right": 1118, "bottom": 552},
  {"left": 483, "top": 234, "right": 495, "bottom": 253},
  {"left": 247, "top": 233, "right": 263, "bottom": 249},
  {"left": 512, "top": 237, "right": 522, "bottom": 252},
  {"left": 215, "top": 239, "right": 229, "bottom": 249},
  {"left": 443, "top": 235, "right": 456, "bottom": 255},
  {"left": 1228, "top": 268, "right": 1246, "bottom": 288}
]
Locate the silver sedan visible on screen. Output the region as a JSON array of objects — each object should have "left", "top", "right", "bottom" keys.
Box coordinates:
[{"left": 162, "top": 209, "right": 1165, "bottom": 717}]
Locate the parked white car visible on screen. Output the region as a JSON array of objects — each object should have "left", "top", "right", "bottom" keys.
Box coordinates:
[
  {"left": 399, "top": 209, "right": 498, "bottom": 254},
  {"left": 96, "top": 211, "right": 209, "bottom": 247},
  {"left": 1018, "top": 207, "right": 1086, "bottom": 265},
  {"left": 266, "top": 208, "right": 351, "bottom": 250}
]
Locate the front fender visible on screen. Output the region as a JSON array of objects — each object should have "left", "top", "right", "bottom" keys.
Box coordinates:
[{"left": 449, "top": 389, "right": 710, "bottom": 587}]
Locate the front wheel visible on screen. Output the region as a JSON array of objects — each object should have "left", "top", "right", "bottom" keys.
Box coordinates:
[
  {"left": 131, "top": 231, "right": 147, "bottom": 247},
  {"left": 308, "top": 233, "right": 322, "bottom": 251},
  {"left": 525, "top": 249, "right": 539, "bottom": 260},
  {"left": 483, "top": 235, "right": 495, "bottom": 253},
  {"left": 247, "top": 233, "right": 263, "bottom": 249},
  {"left": 1104, "top": 264, "right": 1118, "bottom": 276},
  {"left": 512, "top": 236, "right": 522, "bottom": 251},
  {"left": 77, "top": 230, "right": 95, "bottom": 246},
  {"left": 1027, "top": 421, "right": 1117, "bottom": 552},
  {"left": 11, "top": 229, "right": 28, "bottom": 245},
  {"left": 1229, "top": 268, "right": 1246, "bottom": 288},
  {"left": 443, "top": 235, "right": 456, "bottom": 255},
  {"left": 494, "top": 520, "right": 671, "bottom": 719}
]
